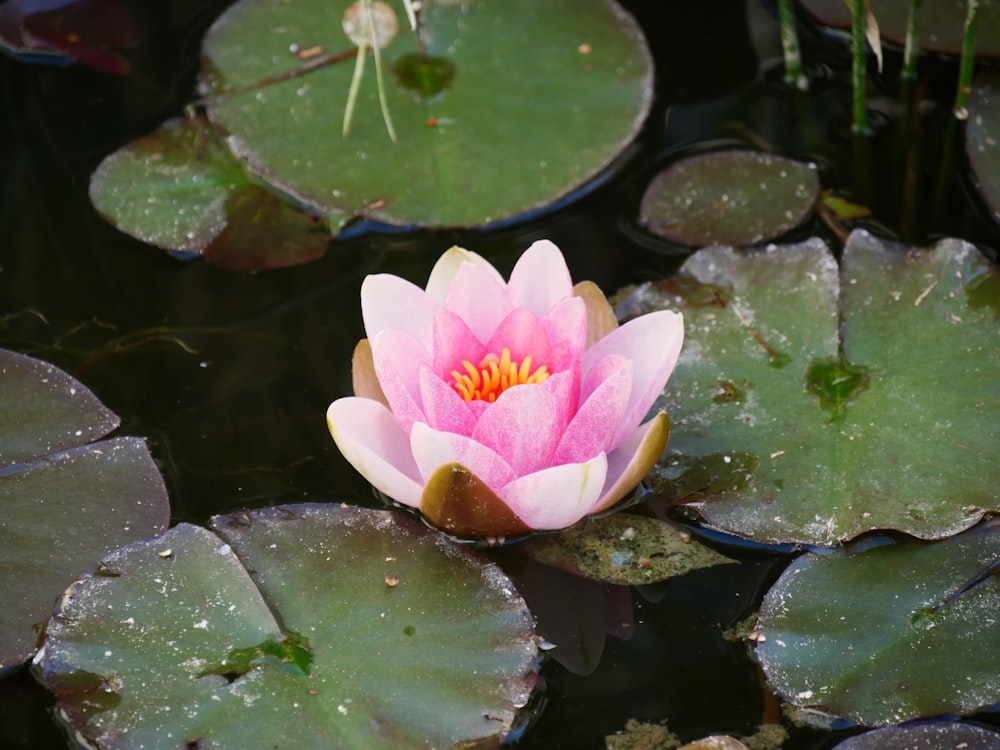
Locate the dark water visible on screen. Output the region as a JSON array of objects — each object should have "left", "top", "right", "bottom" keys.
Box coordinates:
[{"left": 0, "top": 1, "right": 997, "bottom": 748}]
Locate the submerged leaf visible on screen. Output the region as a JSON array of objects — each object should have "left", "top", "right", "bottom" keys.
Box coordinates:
[
  {"left": 518, "top": 514, "right": 736, "bottom": 585},
  {"left": 0, "top": 349, "right": 169, "bottom": 672},
  {"left": 639, "top": 231, "right": 999, "bottom": 546},
  {"left": 41, "top": 504, "right": 538, "bottom": 748},
  {"left": 756, "top": 520, "right": 1000, "bottom": 726}
]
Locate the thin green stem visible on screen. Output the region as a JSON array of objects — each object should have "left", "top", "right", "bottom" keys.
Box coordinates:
[
  {"left": 851, "top": 0, "right": 869, "bottom": 133},
  {"left": 342, "top": 35, "right": 367, "bottom": 138},
  {"left": 901, "top": 0, "right": 923, "bottom": 80},
  {"left": 931, "top": 114, "right": 959, "bottom": 225},
  {"left": 778, "top": 0, "right": 807, "bottom": 90},
  {"left": 954, "top": 0, "right": 979, "bottom": 119},
  {"left": 401, "top": 0, "right": 417, "bottom": 30},
  {"left": 342, "top": 0, "right": 399, "bottom": 141},
  {"left": 191, "top": 48, "right": 357, "bottom": 112},
  {"left": 367, "top": 0, "right": 397, "bottom": 142}
]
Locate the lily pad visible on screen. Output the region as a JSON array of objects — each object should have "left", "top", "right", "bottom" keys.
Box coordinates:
[
  {"left": 199, "top": 0, "right": 652, "bottom": 228},
  {"left": 831, "top": 721, "right": 1000, "bottom": 749},
  {"left": 755, "top": 519, "right": 1000, "bottom": 726},
  {"left": 968, "top": 71, "right": 1000, "bottom": 229},
  {"left": 518, "top": 513, "right": 736, "bottom": 585},
  {"left": 90, "top": 117, "right": 331, "bottom": 271},
  {"left": 40, "top": 504, "right": 538, "bottom": 748},
  {"left": 638, "top": 150, "right": 820, "bottom": 247},
  {"left": 799, "top": 0, "right": 1000, "bottom": 58},
  {"left": 0, "top": 348, "right": 169, "bottom": 672},
  {"left": 638, "top": 230, "right": 999, "bottom": 546}
]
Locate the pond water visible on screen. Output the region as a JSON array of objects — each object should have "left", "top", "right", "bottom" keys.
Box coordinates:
[{"left": 0, "top": 1, "right": 997, "bottom": 748}]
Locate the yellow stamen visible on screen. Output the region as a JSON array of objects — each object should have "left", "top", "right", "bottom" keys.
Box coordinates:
[{"left": 450, "top": 346, "right": 550, "bottom": 402}]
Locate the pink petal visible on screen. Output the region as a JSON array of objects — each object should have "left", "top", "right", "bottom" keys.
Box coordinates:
[
  {"left": 444, "top": 262, "right": 513, "bottom": 343},
  {"left": 507, "top": 240, "right": 573, "bottom": 316},
  {"left": 472, "top": 385, "right": 560, "bottom": 475},
  {"left": 432, "top": 307, "right": 487, "bottom": 378},
  {"left": 590, "top": 412, "right": 670, "bottom": 514},
  {"left": 418, "top": 367, "right": 476, "bottom": 436},
  {"left": 370, "top": 328, "right": 431, "bottom": 436},
  {"left": 361, "top": 273, "right": 438, "bottom": 349},
  {"left": 541, "top": 296, "right": 587, "bottom": 398},
  {"left": 484, "top": 307, "right": 553, "bottom": 365},
  {"left": 410, "top": 422, "right": 515, "bottom": 490},
  {"left": 498, "top": 454, "right": 608, "bottom": 530},
  {"left": 540, "top": 295, "right": 586, "bottom": 354},
  {"left": 326, "top": 398, "right": 423, "bottom": 507},
  {"left": 466, "top": 399, "right": 491, "bottom": 420},
  {"left": 582, "top": 310, "right": 684, "bottom": 449},
  {"left": 554, "top": 354, "right": 632, "bottom": 464},
  {"left": 425, "top": 246, "right": 503, "bottom": 305},
  {"left": 538, "top": 369, "right": 577, "bottom": 430}
]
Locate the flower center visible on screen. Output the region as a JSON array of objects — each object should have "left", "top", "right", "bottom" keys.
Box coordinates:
[{"left": 450, "top": 347, "right": 550, "bottom": 403}]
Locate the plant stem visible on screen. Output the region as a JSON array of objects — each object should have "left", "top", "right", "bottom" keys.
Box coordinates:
[
  {"left": 954, "top": 0, "right": 979, "bottom": 119},
  {"left": 901, "top": 0, "right": 923, "bottom": 80},
  {"left": 342, "top": 0, "right": 398, "bottom": 142},
  {"left": 343, "top": 34, "right": 367, "bottom": 138},
  {"left": 365, "top": 0, "right": 397, "bottom": 142},
  {"left": 191, "top": 47, "right": 357, "bottom": 111},
  {"left": 851, "top": 0, "right": 869, "bottom": 133},
  {"left": 401, "top": 0, "right": 417, "bottom": 30},
  {"left": 778, "top": 0, "right": 807, "bottom": 90}
]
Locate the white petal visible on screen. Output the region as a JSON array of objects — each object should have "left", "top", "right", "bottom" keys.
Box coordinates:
[
  {"left": 498, "top": 454, "right": 608, "bottom": 530},
  {"left": 361, "top": 273, "right": 438, "bottom": 349},
  {"left": 425, "top": 246, "right": 504, "bottom": 304},
  {"left": 507, "top": 240, "right": 574, "bottom": 316},
  {"left": 590, "top": 413, "right": 670, "bottom": 514},
  {"left": 410, "top": 422, "right": 516, "bottom": 490},
  {"left": 327, "top": 398, "right": 423, "bottom": 507},
  {"left": 444, "top": 262, "right": 514, "bottom": 343}
]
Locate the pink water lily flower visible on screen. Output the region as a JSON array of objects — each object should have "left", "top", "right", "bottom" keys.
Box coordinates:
[{"left": 327, "top": 240, "right": 683, "bottom": 540}]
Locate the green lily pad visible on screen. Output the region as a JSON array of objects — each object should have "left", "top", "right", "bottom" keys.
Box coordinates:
[
  {"left": 199, "top": 0, "right": 652, "bottom": 228},
  {"left": 638, "top": 150, "right": 820, "bottom": 247},
  {"left": 518, "top": 513, "right": 736, "bottom": 585},
  {"left": 0, "top": 348, "right": 118, "bottom": 463},
  {"left": 968, "top": 71, "right": 1000, "bottom": 229},
  {"left": 0, "top": 348, "right": 169, "bottom": 672},
  {"left": 89, "top": 117, "right": 331, "bottom": 271},
  {"left": 831, "top": 721, "right": 1000, "bottom": 749},
  {"left": 638, "top": 230, "right": 1000, "bottom": 546},
  {"left": 40, "top": 504, "right": 538, "bottom": 748},
  {"left": 799, "top": 0, "right": 1000, "bottom": 58},
  {"left": 755, "top": 519, "right": 1000, "bottom": 726}
]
